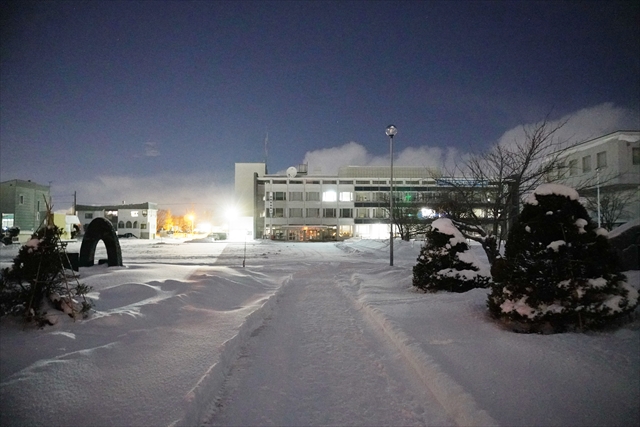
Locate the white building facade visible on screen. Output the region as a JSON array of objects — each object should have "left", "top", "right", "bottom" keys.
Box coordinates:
[
  {"left": 75, "top": 202, "right": 158, "bottom": 239},
  {"left": 552, "top": 130, "right": 640, "bottom": 228},
  {"left": 235, "top": 163, "right": 493, "bottom": 241}
]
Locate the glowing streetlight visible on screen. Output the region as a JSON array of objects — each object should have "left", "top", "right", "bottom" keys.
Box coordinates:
[{"left": 386, "top": 124, "right": 397, "bottom": 267}]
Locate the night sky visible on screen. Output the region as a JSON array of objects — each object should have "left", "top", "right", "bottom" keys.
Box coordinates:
[{"left": 1, "top": 0, "right": 638, "bottom": 215}]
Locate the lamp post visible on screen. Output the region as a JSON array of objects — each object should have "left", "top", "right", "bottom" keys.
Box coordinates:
[
  {"left": 596, "top": 167, "right": 601, "bottom": 228},
  {"left": 386, "top": 125, "right": 397, "bottom": 266}
]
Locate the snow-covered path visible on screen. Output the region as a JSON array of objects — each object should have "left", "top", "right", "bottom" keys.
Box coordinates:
[{"left": 204, "top": 262, "right": 453, "bottom": 426}]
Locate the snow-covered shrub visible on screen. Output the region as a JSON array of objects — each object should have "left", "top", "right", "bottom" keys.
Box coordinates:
[
  {"left": 0, "top": 225, "right": 92, "bottom": 325},
  {"left": 488, "top": 183, "right": 638, "bottom": 333},
  {"left": 413, "top": 218, "right": 491, "bottom": 292}
]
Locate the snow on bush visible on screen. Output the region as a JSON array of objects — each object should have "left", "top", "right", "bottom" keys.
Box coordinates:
[
  {"left": 413, "top": 218, "right": 490, "bottom": 293},
  {"left": 488, "top": 184, "right": 638, "bottom": 333},
  {"left": 0, "top": 225, "right": 92, "bottom": 325}
]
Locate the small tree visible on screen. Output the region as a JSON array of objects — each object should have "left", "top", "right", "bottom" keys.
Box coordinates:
[
  {"left": 0, "top": 224, "right": 92, "bottom": 325},
  {"left": 413, "top": 218, "right": 491, "bottom": 292},
  {"left": 438, "top": 115, "right": 571, "bottom": 265},
  {"left": 583, "top": 189, "right": 637, "bottom": 231},
  {"left": 488, "top": 183, "right": 638, "bottom": 333},
  {"left": 157, "top": 209, "right": 174, "bottom": 232},
  {"left": 392, "top": 204, "right": 431, "bottom": 241}
]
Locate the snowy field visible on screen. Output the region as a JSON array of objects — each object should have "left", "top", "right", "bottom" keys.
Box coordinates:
[{"left": 0, "top": 237, "right": 638, "bottom": 426}]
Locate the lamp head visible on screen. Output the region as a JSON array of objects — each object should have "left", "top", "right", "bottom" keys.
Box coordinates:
[{"left": 386, "top": 125, "right": 397, "bottom": 138}]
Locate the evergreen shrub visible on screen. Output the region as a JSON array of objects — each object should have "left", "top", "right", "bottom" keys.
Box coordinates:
[
  {"left": 413, "top": 218, "right": 491, "bottom": 292},
  {"left": 0, "top": 225, "right": 92, "bottom": 325},
  {"left": 488, "top": 183, "right": 638, "bottom": 333}
]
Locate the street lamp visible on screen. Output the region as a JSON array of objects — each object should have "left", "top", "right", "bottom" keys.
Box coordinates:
[
  {"left": 386, "top": 124, "right": 397, "bottom": 266},
  {"left": 596, "top": 167, "right": 601, "bottom": 228}
]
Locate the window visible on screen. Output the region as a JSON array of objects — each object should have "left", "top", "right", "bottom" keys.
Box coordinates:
[
  {"left": 272, "top": 191, "right": 286, "bottom": 201},
  {"left": 582, "top": 155, "right": 591, "bottom": 173},
  {"left": 323, "top": 208, "right": 336, "bottom": 218},
  {"left": 306, "top": 192, "right": 320, "bottom": 201},
  {"left": 323, "top": 180, "right": 336, "bottom": 184},
  {"left": 356, "top": 180, "right": 370, "bottom": 185},
  {"left": 85, "top": 213, "right": 93, "bottom": 219},
  {"left": 339, "top": 180, "right": 353, "bottom": 184},
  {"left": 37, "top": 201, "right": 40, "bottom": 211},
  {"left": 339, "top": 192, "right": 353, "bottom": 202},
  {"left": 356, "top": 208, "right": 369, "bottom": 218},
  {"left": 272, "top": 208, "right": 284, "bottom": 217},
  {"left": 133, "top": 221, "right": 138, "bottom": 228},
  {"left": 19, "top": 195, "right": 24, "bottom": 205},
  {"left": 322, "top": 191, "right": 337, "bottom": 202},
  {"left": 355, "top": 192, "right": 370, "bottom": 202},
  {"left": 289, "top": 191, "right": 303, "bottom": 201},
  {"left": 141, "top": 223, "right": 147, "bottom": 230},
  {"left": 126, "top": 221, "right": 132, "bottom": 228},
  {"left": 289, "top": 208, "right": 303, "bottom": 217},
  {"left": 2, "top": 213, "right": 15, "bottom": 228},
  {"left": 568, "top": 159, "right": 578, "bottom": 176},
  {"left": 340, "top": 208, "right": 353, "bottom": 218},
  {"left": 131, "top": 211, "right": 139, "bottom": 217},
  {"left": 373, "top": 192, "right": 389, "bottom": 202},
  {"left": 118, "top": 221, "right": 125, "bottom": 228},
  {"left": 597, "top": 151, "right": 607, "bottom": 169},
  {"left": 374, "top": 208, "right": 387, "bottom": 218},
  {"left": 633, "top": 147, "right": 640, "bottom": 165},
  {"left": 306, "top": 208, "right": 320, "bottom": 218}
]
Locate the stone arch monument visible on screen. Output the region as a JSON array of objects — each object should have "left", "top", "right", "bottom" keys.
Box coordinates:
[{"left": 79, "top": 217, "right": 123, "bottom": 267}]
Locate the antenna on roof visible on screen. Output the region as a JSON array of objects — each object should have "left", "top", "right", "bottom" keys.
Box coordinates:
[{"left": 264, "top": 129, "right": 269, "bottom": 174}]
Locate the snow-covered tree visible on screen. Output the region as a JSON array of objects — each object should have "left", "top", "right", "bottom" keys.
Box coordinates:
[
  {"left": 488, "top": 183, "right": 638, "bottom": 333},
  {"left": 413, "top": 218, "right": 491, "bottom": 292},
  {"left": 0, "top": 225, "right": 92, "bottom": 324}
]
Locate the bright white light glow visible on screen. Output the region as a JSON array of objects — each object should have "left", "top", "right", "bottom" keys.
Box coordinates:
[
  {"left": 195, "top": 222, "right": 212, "bottom": 234},
  {"left": 225, "top": 207, "right": 239, "bottom": 220},
  {"left": 418, "top": 208, "right": 437, "bottom": 219},
  {"left": 339, "top": 192, "right": 353, "bottom": 202},
  {"left": 322, "top": 191, "right": 337, "bottom": 202}
]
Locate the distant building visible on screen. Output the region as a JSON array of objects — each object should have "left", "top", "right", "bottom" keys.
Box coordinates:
[
  {"left": 550, "top": 130, "right": 640, "bottom": 228},
  {"left": 234, "top": 163, "right": 495, "bottom": 241},
  {"left": 0, "top": 179, "right": 50, "bottom": 241},
  {"left": 75, "top": 202, "right": 158, "bottom": 239}
]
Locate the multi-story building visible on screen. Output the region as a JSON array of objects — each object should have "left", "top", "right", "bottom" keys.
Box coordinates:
[
  {"left": 551, "top": 130, "right": 640, "bottom": 228},
  {"left": 0, "top": 179, "right": 50, "bottom": 241},
  {"left": 235, "top": 163, "right": 495, "bottom": 241},
  {"left": 75, "top": 202, "right": 158, "bottom": 239}
]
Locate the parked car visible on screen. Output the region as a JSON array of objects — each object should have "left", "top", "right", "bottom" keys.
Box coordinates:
[
  {"left": 1, "top": 226, "right": 20, "bottom": 245},
  {"left": 207, "top": 232, "right": 227, "bottom": 241},
  {"left": 118, "top": 233, "right": 138, "bottom": 238}
]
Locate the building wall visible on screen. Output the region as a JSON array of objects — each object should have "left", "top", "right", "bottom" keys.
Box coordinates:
[
  {"left": 76, "top": 203, "right": 158, "bottom": 239},
  {"left": 235, "top": 163, "right": 266, "bottom": 217},
  {"left": 0, "top": 180, "right": 50, "bottom": 238},
  {"left": 553, "top": 131, "right": 640, "bottom": 227},
  {"left": 234, "top": 163, "right": 266, "bottom": 239},
  {"left": 246, "top": 166, "right": 494, "bottom": 241}
]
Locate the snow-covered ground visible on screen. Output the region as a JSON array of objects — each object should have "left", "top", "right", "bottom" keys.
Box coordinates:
[{"left": 0, "top": 238, "right": 638, "bottom": 426}]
